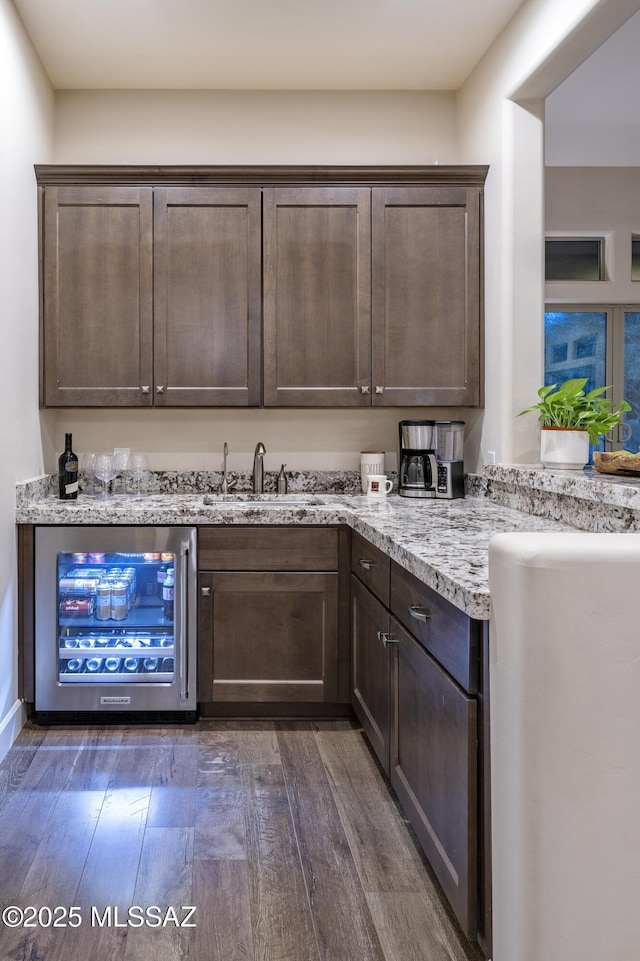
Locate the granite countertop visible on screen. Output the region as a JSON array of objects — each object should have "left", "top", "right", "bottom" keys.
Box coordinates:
[{"left": 16, "top": 490, "right": 581, "bottom": 620}]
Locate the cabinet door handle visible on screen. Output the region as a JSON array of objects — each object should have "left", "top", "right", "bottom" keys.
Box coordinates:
[
  {"left": 156, "top": 385, "right": 165, "bottom": 394},
  {"left": 141, "top": 385, "right": 150, "bottom": 394},
  {"left": 377, "top": 631, "right": 398, "bottom": 648},
  {"left": 375, "top": 385, "right": 384, "bottom": 394},
  {"left": 360, "top": 386, "right": 370, "bottom": 394},
  {"left": 200, "top": 586, "right": 211, "bottom": 597},
  {"left": 358, "top": 558, "right": 374, "bottom": 570},
  {"left": 409, "top": 604, "right": 431, "bottom": 622}
]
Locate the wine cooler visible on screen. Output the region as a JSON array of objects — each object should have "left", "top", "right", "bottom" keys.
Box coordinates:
[{"left": 34, "top": 526, "right": 197, "bottom": 722}]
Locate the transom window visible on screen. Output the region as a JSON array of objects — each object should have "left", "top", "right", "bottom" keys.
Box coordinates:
[{"left": 545, "top": 239, "right": 604, "bottom": 282}]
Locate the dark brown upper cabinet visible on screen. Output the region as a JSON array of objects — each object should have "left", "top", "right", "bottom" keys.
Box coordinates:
[
  {"left": 41, "top": 185, "right": 154, "bottom": 407},
  {"left": 371, "top": 186, "right": 482, "bottom": 407},
  {"left": 263, "top": 187, "right": 372, "bottom": 407},
  {"left": 37, "top": 166, "right": 486, "bottom": 409},
  {"left": 153, "top": 187, "right": 261, "bottom": 406}
]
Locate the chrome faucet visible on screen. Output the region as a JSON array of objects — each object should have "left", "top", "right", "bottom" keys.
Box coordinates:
[
  {"left": 253, "top": 442, "right": 266, "bottom": 493},
  {"left": 220, "top": 442, "right": 235, "bottom": 494}
]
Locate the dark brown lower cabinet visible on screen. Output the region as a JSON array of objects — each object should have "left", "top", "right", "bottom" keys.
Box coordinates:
[
  {"left": 199, "top": 570, "right": 339, "bottom": 702},
  {"left": 351, "top": 574, "right": 391, "bottom": 770},
  {"left": 198, "top": 525, "right": 350, "bottom": 712},
  {"left": 351, "top": 557, "right": 487, "bottom": 949},
  {"left": 390, "top": 615, "right": 477, "bottom": 938}
]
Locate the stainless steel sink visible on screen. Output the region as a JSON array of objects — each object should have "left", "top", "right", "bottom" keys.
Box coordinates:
[{"left": 202, "top": 493, "right": 327, "bottom": 506}]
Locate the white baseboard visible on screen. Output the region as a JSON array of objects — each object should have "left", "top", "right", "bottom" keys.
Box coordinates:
[{"left": 0, "top": 700, "right": 26, "bottom": 764}]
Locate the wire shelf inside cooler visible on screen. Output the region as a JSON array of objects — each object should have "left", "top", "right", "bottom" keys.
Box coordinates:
[{"left": 58, "top": 629, "right": 175, "bottom": 684}]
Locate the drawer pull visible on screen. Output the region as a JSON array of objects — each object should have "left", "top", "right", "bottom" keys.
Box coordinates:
[
  {"left": 358, "top": 558, "right": 374, "bottom": 571},
  {"left": 377, "top": 631, "right": 398, "bottom": 648},
  {"left": 409, "top": 604, "right": 431, "bottom": 622},
  {"left": 200, "top": 587, "right": 211, "bottom": 597}
]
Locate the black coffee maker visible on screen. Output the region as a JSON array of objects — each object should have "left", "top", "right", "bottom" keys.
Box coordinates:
[{"left": 398, "top": 420, "right": 438, "bottom": 498}]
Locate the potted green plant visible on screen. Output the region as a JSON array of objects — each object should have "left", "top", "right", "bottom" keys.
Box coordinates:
[{"left": 518, "top": 378, "right": 631, "bottom": 470}]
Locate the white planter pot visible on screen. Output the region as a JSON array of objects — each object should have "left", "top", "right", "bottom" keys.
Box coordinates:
[{"left": 540, "top": 428, "right": 589, "bottom": 470}]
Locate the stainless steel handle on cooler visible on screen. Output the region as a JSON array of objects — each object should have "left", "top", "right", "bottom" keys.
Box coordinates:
[
  {"left": 179, "top": 542, "right": 189, "bottom": 700},
  {"left": 358, "top": 558, "right": 374, "bottom": 571},
  {"left": 377, "top": 630, "right": 398, "bottom": 648},
  {"left": 409, "top": 604, "right": 431, "bottom": 622}
]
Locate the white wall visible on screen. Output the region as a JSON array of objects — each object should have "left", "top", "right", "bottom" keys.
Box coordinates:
[
  {"left": 54, "top": 89, "right": 457, "bottom": 165},
  {"left": 546, "top": 10, "right": 640, "bottom": 167},
  {"left": 0, "top": 0, "right": 54, "bottom": 758},
  {"left": 47, "top": 88, "right": 488, "bottom": 474},
  {"left": 545, "top": 166, "right": 640, "bottom": 304},
  {"left": 457, "top": 0, "right": 640, "bottom": 467}
]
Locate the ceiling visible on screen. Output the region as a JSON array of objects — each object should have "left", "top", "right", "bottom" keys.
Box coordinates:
[{"left": 12, "top": 0, "right": 525, "bottom": 91}]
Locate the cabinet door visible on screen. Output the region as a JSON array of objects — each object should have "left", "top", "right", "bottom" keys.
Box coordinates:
[
  {"left": 154, "top": 187, "right": 262, "bottom": 406},
  {"left": 42, "top": 185, "right": 153, "bottom": 407},
  {"left": 198, "top": 571, "right": 339, "bottom": 703},
  {"left": 389, "top": 616, "right": 478, "bottom": 938},
  {"left": 371, "top": 186, "right": 482, "bottom": 406},
  {"left": 263, "top": 187, "right": 371, "bottom": 407},
  {"left": 351, "top": 575, "right": 391, "bottom": 773}
]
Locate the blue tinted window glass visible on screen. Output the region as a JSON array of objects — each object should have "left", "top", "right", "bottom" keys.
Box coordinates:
[
  {"left": 544, "top": 312, "right": 606, "bottom": 392},
  {"left": 624, "top": 312, "right": 640, "bottom": 452},
  {"left": 545, "top": 311, "right": 607, "bottom": 460}
]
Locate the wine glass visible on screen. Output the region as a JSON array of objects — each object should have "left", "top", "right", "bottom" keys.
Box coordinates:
[
  {"left": 129, "top": 453, "right": 150, "bottom": 498},
  {"left": 113, "top": 449, "right": 130, "bottom": 494},
  {"left": 94, "top": 453, "right": 117, "bottom": 500},
  {"left": 80, "top": 451, "right": 97, "bottom": 496}
]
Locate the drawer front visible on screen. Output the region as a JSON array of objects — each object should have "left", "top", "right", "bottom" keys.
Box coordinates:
[
  {"left": 199, "top": 526, "right": 339, "bottom": 571},
  {"left": 390, "top": 561, "right": 479, "bottom": 693},
  {"left": 351, "top": 531, "right": 391, "bottom": 605}
]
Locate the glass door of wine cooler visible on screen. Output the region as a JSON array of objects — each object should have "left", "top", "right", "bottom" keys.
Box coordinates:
[{"left": 34, "top": 526, "right": 197, "bottom": 718}]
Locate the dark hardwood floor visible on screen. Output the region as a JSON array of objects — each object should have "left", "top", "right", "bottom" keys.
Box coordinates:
[{"left": 0, "top": 720, "right": 483, "bottom": 961}]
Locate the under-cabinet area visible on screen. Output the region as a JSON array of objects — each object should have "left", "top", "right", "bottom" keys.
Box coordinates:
[{"left": 37, "top": 165, "right": 486, "bottom": 409}]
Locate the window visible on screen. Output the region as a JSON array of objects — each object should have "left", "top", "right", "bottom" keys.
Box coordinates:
[
  {"left": 623, "top": 312, "right": 640, "bottom": 448},
  {"left": 544, "top": 307, "right": 640, "bottom": 453},
  {"left": 632, "top": 238, "right": 640, "bottom": 281},
  {"left": 545, "top": 239, "right": 604, "bottom": 281}
]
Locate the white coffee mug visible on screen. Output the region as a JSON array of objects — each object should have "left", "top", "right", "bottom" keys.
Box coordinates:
[
  {"left": 367, "top": 474, "right": 393, "bottom": 498},
  {"left": 360, "top": 451, "right": 385, "bottom": 493}
]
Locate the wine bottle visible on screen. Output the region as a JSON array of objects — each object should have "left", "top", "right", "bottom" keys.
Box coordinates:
[
  {"left": 163, "top": 568, "right": 174, "bottom": 621},
  {"left": 58, "top": 433, "right": 79, "bottom": 500}
]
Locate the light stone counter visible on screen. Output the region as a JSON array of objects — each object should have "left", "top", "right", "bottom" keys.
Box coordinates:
[{"left": 16, "top": 488, "right": 581, "bottom": 620}]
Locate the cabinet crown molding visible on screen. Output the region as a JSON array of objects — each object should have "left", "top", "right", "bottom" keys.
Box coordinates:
[{"left": 35, "top": 164, "right": 489, "bottom": 187}]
